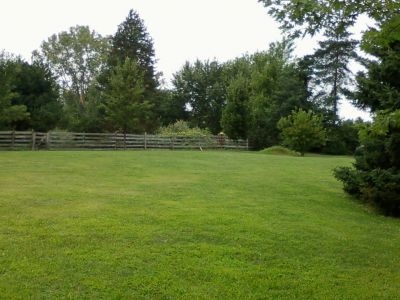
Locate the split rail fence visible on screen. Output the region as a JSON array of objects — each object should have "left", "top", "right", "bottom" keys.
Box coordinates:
[{"left": 0, "top": 131, "right": 248, "bottom": 151}]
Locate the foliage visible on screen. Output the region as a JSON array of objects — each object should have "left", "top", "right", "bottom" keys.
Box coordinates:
[
  {"left": 104, "top": 58, "right": 153, "bottom": 133},
  {"left": 334, "top": 16, "right": 400, "bottom": 216},
  {"left": 258, "top": 0, "right": 400, "bottom": 38},
  {"left": 172, "top": 59, "right": 227, "bottom": 134},
  {"left": 155, "top": 89, "right": 189, "bottom": 127},
  {"left": 221, "top": 40, "right": 313, "bottom": 148},
  {"left": 11, "top": 61, "right": 62, "bottom": 131},
  {"left": 257, "top": 0, "right": 399, "bottom": 121},
  {"left": 107, "top": 9, "right": 158, "bottom": 94},
  {"left": 158, "top": 120, "right": 211, "bottom": 137},
  {"left": 278, "top": 109, "right": 326, "bottom": 156},
  {"left": 0, "top": 53, "right": 29, "bottom": 129},
  {"left": 335, "top": 110, "right": 400, "bottom": 216},
  {"left": 259, "top": 145, "right": 300, "bottom": 156},
  {"left": 310, "top": 30, "right": 358, "bottom": 121},
  {"left": 59, "top": 86, "right": 107, "bottom": 133},
  {"left": 32, "top": 26, "right": 109, "bottom": 132},
  {"left": 100, "top": 10, "right": 161, "bottom": 132},
  {"left": 354, "top": 15, "right": 400, "bottom": 112},
  {"left": 33, "top": 25, "right": 109, "bottom": 106},
  {"left": 248, "top": 48, "right": 312, "bottom": 148},
  {"left": 221, "top": 75, "right": 250, "bottom": 139},
  {"left": 322, "top": 119, "right": 364, "bottom": 155}
]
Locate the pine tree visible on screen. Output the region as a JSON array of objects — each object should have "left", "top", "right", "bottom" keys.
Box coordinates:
[
  {"left": 109, "top": 10, "right": 158, "bottom": 94},
  {"left": 104, "top": 58, "right": 154, "bottom": 133}
]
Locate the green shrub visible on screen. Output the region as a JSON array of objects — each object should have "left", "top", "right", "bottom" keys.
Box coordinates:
[
  {"left": 277, "top": 109, "right": 326, "bottom": 156},
  {"left": 334, "top": 111, "right": 400, "bottom": 216},
  {"left": 322, "top": 120, "right": 364, "bottom": 155},
  {"left": 259, "top": 146, "right": 301, "bottom": 157},
  {"left": 158, "top": 120, "right": 212, "bottom": 137}
]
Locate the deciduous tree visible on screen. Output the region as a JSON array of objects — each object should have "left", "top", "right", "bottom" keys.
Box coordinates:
[
  {"left": 33, "top": 25, "right": 109, "bottom": 106},
  {"left": 278, "top": 109, "right": 326, "bottom": 156}
]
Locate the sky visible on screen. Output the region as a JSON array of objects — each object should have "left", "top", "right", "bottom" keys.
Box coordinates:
[{"left": 1, "top": 0, "right": 371, "bottom": 120}]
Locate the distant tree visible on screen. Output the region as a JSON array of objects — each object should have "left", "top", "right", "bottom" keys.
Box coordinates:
[
  {"left": 107, "top": 9, "right": 158, "bottom": 95},
  {"left": 104, "top": 58, "right": 153, "bottom": 133},
  {"left": 156, "top": 89, "right": 189, "bottom": 126},
  {"left": 247, "top": 41, "right": 312, "bottom": 148},
  {"left": 310, "top": 24, "right": 358, "bottom": 121},
  {"left": 258, "top": 0, "right": 399, "bottom": 120},
  {"left": 221, "top": 75, "right": 250, "bottom": 139},
  {"left": 59, "top": 84, "right": 107, "bottom": 133},
  {"left": 278, "top": 109, "right": 326, "bottom": 156},
  {"left": 322, "top": 119, "right": 364, "bottom": 155},
  {"left": 11, "top": 61, "right": 62, "bottom": 131},
  {"left": 0, "top": 53, "right": 29, "bottom": 129},
  {"left": 33, "top": 25, "right": 109, "bottom": 106},
  {"left": 172, "top": 59, "right": 227, "bottom": 134},
  {"left": 220, "top": 40, "right": 313, "bottom": 147}
]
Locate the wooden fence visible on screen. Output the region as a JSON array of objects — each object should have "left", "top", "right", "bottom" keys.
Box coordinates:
[{"left": 0, "top": 131, "right": 248, "bottom": 151}]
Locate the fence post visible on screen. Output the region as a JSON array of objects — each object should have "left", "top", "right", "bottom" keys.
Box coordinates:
[
  {"left": 31, "top": 130, "right": 36, "bottom": 151},
  {"left": 144, "top": 132, "right": 147, "bottom": 150},
  {"left": 11, "top": 130, "right": 15, "bottom": 150},
  {"left": 114, "top": 132, "right": 117, "bottom": 150},
  {"left": 246, "top": 139, "right": 249, "bottom": 151},
  {"left": 46, "top": 131, "right": 51, "bottom": 150}
]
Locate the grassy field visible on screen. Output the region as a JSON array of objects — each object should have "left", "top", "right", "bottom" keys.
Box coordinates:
[{"left": 0, "top": 151, "right": 399, "bottom": 299}]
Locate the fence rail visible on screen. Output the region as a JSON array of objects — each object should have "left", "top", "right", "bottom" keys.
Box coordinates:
[{"left": 0, "top": 131, "right": 248, "bottom": 151}]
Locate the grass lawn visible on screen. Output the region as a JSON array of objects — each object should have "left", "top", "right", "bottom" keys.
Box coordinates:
[{"left": 0, "top": 151, "right": 399, "bottom": 299}]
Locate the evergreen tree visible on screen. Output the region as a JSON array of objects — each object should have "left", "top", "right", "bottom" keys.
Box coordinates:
[
  {"left": 12, "top": 61, "right": 62, "bottom": 131},
  {"left": 104, "top": 58, "right": 154, "bottom": 133},
  {"left": 0, "top": 53, "right": 29, "bottom": 129},
  {"left": 311, "top": 21, "right": 358, "bottom": 121},
  {"left": 334, "top": 16, "right": 400, "bottom": 216},
  {"left": 108, "top": 10, "right": 158, "bottom": 94},
  {"left": 258, "top": 0, "right": 399, "bottom": 120}
]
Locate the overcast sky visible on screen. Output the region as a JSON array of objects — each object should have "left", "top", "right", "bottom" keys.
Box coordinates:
[{"left": 1, "top": 0, "right": 371, "bottom": 120}]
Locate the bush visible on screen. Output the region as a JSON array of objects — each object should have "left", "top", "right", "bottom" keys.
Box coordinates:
[
  {"left": 158, "top": 120, "right": 212, "bottom": 137},
  {"left": 277, "top": 109, "right": 326, "bottom": 156},
  {"left": 322, "top": 120, "right": 363, "bottom": 155},
  {"left": 333, "top": 166, "right": 361, "bottom": 195},
  {"left": 259, "top": 146, "right": 301, "bottom": 157},
  {"left": 334, "top": 111, "right": 400, "bottom": 216},
  {"left": 335, "top": 17, "right": 400, "bottom": 217}
]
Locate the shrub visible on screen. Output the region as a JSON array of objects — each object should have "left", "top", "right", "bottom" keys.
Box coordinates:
[
  {"left": 322, "top": 120, "right": 364, "bottom": 155},
  {"left": 259, "top": 146, "right": 301, "bottom": 157},
  {"left": 277, "top": 109, "right": 326, "bottom": 156},
  {"left": 158, "top": 120, "right": 212, "bottom": 137},
  {"left": 334, "top": 110, "right": 400, "bottom": 216}
]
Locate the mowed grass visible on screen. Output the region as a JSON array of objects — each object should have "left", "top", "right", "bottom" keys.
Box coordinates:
[{"left": 0, "top": 151, "right": 399, "bottom": 299}]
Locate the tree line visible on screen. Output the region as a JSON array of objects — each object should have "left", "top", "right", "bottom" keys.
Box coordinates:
[{"left": 1, "top": 8, "right": 365, "bottom": 154}]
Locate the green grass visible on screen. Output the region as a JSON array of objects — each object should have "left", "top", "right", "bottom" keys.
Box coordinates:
[
  {"left": 0, "top": 151, "right": 399, "bottom": 299},
  {"left": 259, "top": 145, "right": 301, "bottom": 156}
]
